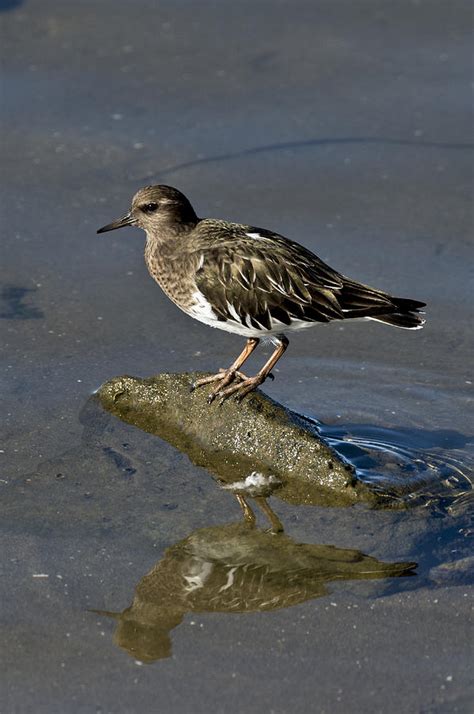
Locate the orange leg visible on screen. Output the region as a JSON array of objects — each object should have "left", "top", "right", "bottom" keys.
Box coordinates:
[
  {"left": 235, "top": 494, "right": 257, "bottom": 526},
  {"left": 216, "top": 335, "right": 289, "bottom": 403},
  {"left": 254, "top": 497, "right": 284, "bottom": 533},
  {"left": 191, "top": 337, "right": 260, "bottom": 401},
  {"left": 235, "top": 494, "right": 284, "bottom": 533}
]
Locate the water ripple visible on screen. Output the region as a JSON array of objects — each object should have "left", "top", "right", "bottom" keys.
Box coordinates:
[{"left": 314, "top": 421, "right": 474, "bottom": 516}]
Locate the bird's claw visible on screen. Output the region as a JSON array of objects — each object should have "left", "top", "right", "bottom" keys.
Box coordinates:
[
  {"left": 217, "top": 391, "right": 231, "bottom": 406},
  {"left": 192, "top": 368, "right": 269, "bottom": 404}
]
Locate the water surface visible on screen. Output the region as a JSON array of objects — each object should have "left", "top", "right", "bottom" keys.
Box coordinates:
[{"left": 1, "top": 1, "right": 473, "bottom": 712}]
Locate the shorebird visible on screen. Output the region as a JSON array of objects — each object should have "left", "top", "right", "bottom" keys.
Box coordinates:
[{"left": 97, "top": 185, "right": 426, "bottom": 402}]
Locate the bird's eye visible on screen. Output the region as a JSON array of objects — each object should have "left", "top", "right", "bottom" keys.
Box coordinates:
[{"left": 141, "top": 202, "right": 159, "bottom": 213}]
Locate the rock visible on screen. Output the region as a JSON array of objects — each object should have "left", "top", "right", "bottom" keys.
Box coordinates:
[{"left": 97, "top": 372, "right": 383, "bottom": 508}]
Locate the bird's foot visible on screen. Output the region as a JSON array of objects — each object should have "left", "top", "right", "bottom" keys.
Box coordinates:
[
  {"left": 190, "top": 368, "right": 248, "bottom": 401},
  {"left": 215, "top": 373, "right": 266, "bottom": 404}
]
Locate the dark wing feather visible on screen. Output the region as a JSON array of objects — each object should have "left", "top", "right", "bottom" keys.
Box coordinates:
[
  {"left": 193, "top": 221, "right": 426, "bottom": 331},
  {"left": 194, "top": 226, "right": 345, "bottom": 328},
  {"left": 338, "top": 278, "right": 426, "bottom": 326}
]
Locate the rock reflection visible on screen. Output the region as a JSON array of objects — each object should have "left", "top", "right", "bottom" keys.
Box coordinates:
[{"left": 94, "top": 522, "right": 416, "bottom": 662}]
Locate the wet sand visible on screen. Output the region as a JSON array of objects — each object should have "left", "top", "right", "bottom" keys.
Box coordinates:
[{"left": 1, "top": 1, "right": 473, "bottom": 712}]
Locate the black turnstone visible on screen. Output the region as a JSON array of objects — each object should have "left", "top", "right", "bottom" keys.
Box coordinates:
[{"left": 97, "top": 185, "right": 426, "bottom": 402}]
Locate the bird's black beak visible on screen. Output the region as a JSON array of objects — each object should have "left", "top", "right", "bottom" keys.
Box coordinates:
[{"left": 97, "top": 212, "right": 136, "bottom": 234}]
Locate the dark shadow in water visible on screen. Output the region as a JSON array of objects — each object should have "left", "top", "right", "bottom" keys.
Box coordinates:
[
  {"left": 0, "top": 285, "right": 44, "bottom": 319},
  {"left": 92, "top": 522, "right": 416, "bottom": 662},
  {"left": 146, "top": 136, "right": 474, "bottom": 181},
  {"left": 0, "top": 0, "right": 24, "bottom": 11}
]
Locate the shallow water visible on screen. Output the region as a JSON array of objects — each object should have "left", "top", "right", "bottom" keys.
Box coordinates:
[
  {"left": 319, "top": 419, "right": 474, "bottom": 513},
  {"left": 1, "top": 0, "right": 473, "bottom": 712}
]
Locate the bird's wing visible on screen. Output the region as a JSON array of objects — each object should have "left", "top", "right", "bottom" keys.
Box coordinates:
[{"left": 193, "top": 226, "right": 347, "bottom": 329}]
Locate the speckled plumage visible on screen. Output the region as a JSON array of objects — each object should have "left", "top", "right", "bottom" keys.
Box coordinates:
[{"left": 97, "top": 184, "right": 426, "bottom": 402}]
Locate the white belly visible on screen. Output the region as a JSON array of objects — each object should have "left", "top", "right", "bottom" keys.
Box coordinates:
[{"left": 183, "top": 289, "right": 319, "bottom": 338}]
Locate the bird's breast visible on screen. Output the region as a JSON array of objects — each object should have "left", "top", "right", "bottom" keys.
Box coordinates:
[{"left": 144, "top": 242, "right": 196, "bottom": 310}]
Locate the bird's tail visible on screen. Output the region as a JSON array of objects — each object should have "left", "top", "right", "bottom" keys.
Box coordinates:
[
  {"left": 338, "top": 279, "right": 427, "bottom": 329},
  {"left": 368, "top": 297, "right": 426, "bottom": 330}
]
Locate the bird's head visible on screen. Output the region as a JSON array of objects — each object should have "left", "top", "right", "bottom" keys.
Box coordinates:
[{"left": 97, "top": 184, "right": 198, "bottom": 236}]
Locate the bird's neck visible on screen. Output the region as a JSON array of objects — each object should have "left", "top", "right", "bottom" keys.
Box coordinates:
[
  {"left": 144, "top": 216, "right": 199, "bottom": 247},
  {"left": 144, "top": 221, "right": 198, "bottom": 278},
  {"left": 144, "top": 224, "right": 200, "bottom": 308}
]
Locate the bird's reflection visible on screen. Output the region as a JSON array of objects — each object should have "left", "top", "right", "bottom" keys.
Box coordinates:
[{"left": 93, "top": 522, "right": 416, "bottom": 662}]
